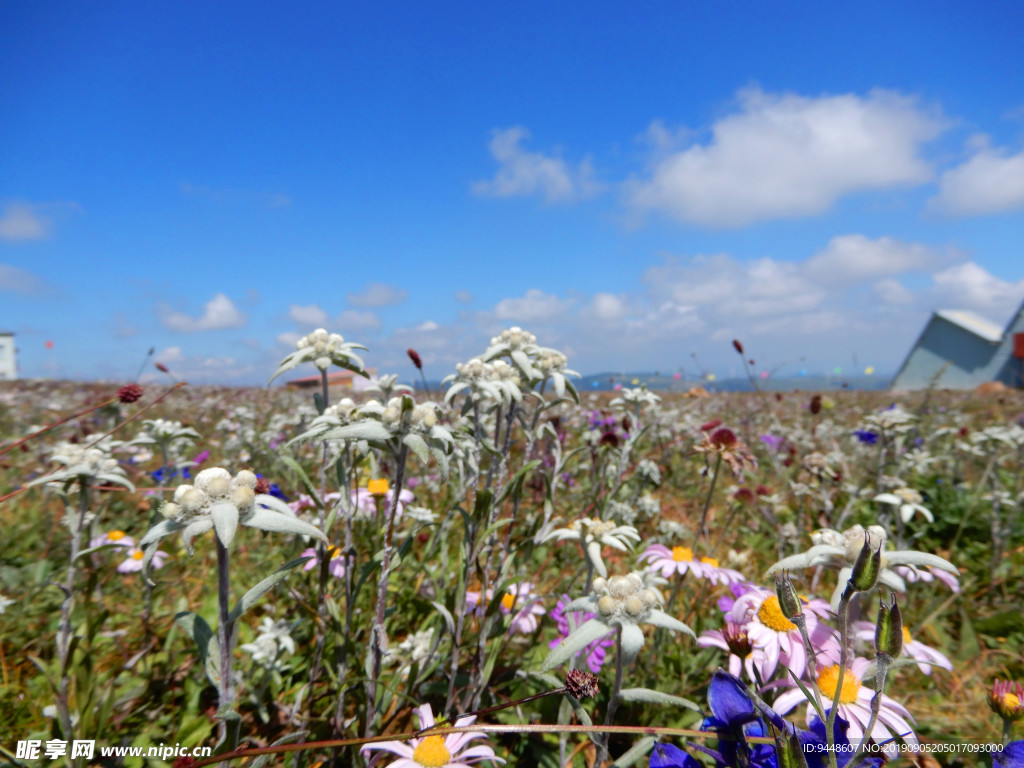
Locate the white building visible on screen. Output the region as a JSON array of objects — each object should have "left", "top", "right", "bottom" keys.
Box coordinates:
[{"left": 0, "top": 331, "right": 16, "bottom": 380}]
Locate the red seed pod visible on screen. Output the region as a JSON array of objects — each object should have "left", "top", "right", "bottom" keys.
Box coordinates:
[
  {"left": 710, "top": 427, "right": 737, "bottom": 450},
  {"left": 117, "top": 384, "right": 144, "bottom": 403},
  {"left": 732, "top": 339, "right": 744, "bottom": 355},
  {"left": 700, "top": 418, "right": 722, "bottom": 432},
  {"left": 155, "top": 362, "right": 170, "bottom": 373},
  {"left": 810, "top": 394, "right": 822, "bottom": 415},
  {"left": 254, "top": 477, "right": 271, "bottom": 495},
  {"left": 733, "top": 487, "right": 755, "bottom": 505},
  {"left": 407, "top": 348, "right": 423, "bottom": 369}
]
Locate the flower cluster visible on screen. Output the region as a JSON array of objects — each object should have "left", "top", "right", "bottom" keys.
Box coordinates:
[
  {"left": 141, "top": 467, "right": 327, "bottom": 565},
  {"left": 269, "top": 327, "right": 367, "bottom": 382},
  {"left": 545, "top": 571, "right": 694, "bottom": 667}
]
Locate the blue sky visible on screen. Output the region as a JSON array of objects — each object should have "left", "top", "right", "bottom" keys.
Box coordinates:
[{"left": 3, "top": 1, "right": 1024, "bottom": 385}]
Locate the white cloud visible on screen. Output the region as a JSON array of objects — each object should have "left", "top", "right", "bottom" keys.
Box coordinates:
[
  {"left": 492, "top": 289, "right": 575, "bottom": 323},
  {"left": 288, "top": 303, "right": 329, "bottom": 326},
  {"left": 336, "top": 309, "right": 381, "bottom": 330},
  {"left": 931, "top": 262, "right": 1024, "bottom": 315},
  {"left": 626, "top": 88, "right": 943, "bottom": 227},
  {"left": 159, "top": 293, "right": 247, "bottom": 332},
  {"left": 586, "top": 293, "right": 629, "bottom": 322},
  {"left": 874, "top": 278, "right": 914, "bottom": 305},
  {"left": 454, "top": 290, "right": 473, "bottom": 304},
  {"left": 0, "top": 263, "right": 44, "bottom": 293},
  {"left": 415, "top": 320, "right": 439, "bottom": 332},
  {"left": 276, "top": 331, "right": 302, "bottom": 347},
  {"left": 804, "top": 235, "right": 944, "bottom": 284},
  {"left": 0, "top": 203, "right": 50, "bottom": 241},
  {"left": 347, "top": 282, "right": 408, "bottom": 308},
  {"left": 472, "top": 127, "right": 602, "bottom": 203},
  {"left": 932, "top": 137, "right": 1024, "bottom": 216}
]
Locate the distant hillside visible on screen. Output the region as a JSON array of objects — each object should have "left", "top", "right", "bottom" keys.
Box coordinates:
[{"left": 575, "top": 371, "right": 893, "bottom": 393}]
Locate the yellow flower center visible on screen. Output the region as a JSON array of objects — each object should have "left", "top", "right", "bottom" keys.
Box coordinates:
[
  {"left": 367, "top": 478, "right": 389, "bottom": 496},
  {"left": 902, "top": 626, "right": 912, "bottom": 645},
  {"left": 131, "top": 549, "right": 144, "bottom": 560},
  {"left": 757, "top": 596, "right": 797, "bottom": 633},
  {"left": 109, "top": 530, "right": 126, "bottom": 541},
  {"left": 672, "top": 546, "right": 693, "bottom": 562},
  {"left": 501, "top": 592, "right": 516, "bottom": 611},
  {"left": 327, "top": 545, "right": 342, "bottom": 560},
  {"left": 412, "top": 734, "right": 451, "bottom": 767},
  {"left": 817, "top": 664, "right": 862, "bottom": 704},
  {"left": 1004, "top": 693, "right": 1021, "bottom": 709},
  {"left": 700, "top": 556, "right": 719, "bottom": 568}
]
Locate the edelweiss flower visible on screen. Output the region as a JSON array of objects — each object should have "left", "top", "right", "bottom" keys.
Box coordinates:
[
  {"left": 542, "top": 517, "right": 640, "bottom": 578},
  {"left": 268, "top": 327, "right": 368, "bottom": 382},
  {"left": 359, "top": 702, "right": 504, "bottom": 767},
  {"left": 28, "top": 440, "right": 134, "bottom": 492},
  {"left": 240, "top": 617, "right": 296, "bottom": 670},
  {"left": 766, "top": 524, "right": 958, "bottom": 610},
  {"left": 543, "top": 571, "right": 694, "bottom": 667},
  {"left": 140, "top": 468, "right": 327, "bottom": 572},
  {"left": 874, "top": 487, "right": 933, "bottom": 523}
]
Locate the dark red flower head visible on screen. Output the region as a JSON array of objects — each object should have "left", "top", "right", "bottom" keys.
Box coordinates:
[
  {"left": 155, "top": 362, "right": 170, "bottom": 373},
  {"left": 732, "top": 339, "right": 744, "bottom": 355},
  {"left": 254, "top": 477, "right": 271, "bottom": 495},
  {"left": 117, "top": 384, "right": 144, "bottom": 403},
  {"left": 407, "top": 348, "right": 423, "bottom": 369},
  {"left": 710, "top": 427, "right": 738, "bottom": 450},
  {"left": 810, "top": 394, "right": 822, "bottom": 415},
  {"left": 700, "top": 418, "right": 722, "bottom": 432},
  {"left": 733, "top": 487, "right": 755, "bottom": 506}
]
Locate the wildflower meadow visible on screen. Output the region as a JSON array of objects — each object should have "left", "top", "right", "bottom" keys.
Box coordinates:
[{"left": 1, "top": 329, "right": 1022, "bottom": 768}]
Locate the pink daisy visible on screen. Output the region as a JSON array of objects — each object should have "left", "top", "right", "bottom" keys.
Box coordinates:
[
  {"left": 639, "top": 544, "right": 705, "bottom": 579},
  {"left": 359, "top": 702, "right": 504, "bottom": 767},
  {"left": 301, "top": 545, "right": 347, "bottom": 579},
  {"left": 772, "top": 657, "right": 918, "bottom": 754},
  {"left": 119, "top": 546, "right": 167, "bottom": 573}
]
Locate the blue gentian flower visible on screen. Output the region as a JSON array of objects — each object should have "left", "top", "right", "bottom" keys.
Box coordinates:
[
  {"left": 854, "top": 429, "right": 879, "bottom": 445},
  {"left": 650, "top": 671, "right": 883, "bottom": 768},
  {"left": 994, "top": 741, "right": 1024, "bottom": 768}
]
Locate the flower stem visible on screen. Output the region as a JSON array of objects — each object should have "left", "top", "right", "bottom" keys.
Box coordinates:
[
  {"left": 367, "top": 441, "right": 409, "bottom": 734},
  {"left": 216, "top": 538, "right": 237, "bottom": 752}
]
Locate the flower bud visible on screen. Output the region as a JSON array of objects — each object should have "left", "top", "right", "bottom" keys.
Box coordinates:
[
  {"left": 732, "top": 339, "right": 744, "bottom": 355},
  {"left": 407, "top": 348, "right": 423, "bottom": 369},
  {"left": 235, "top": 470, "right": 258, "bottom": 489},
  {"left": 597, "top": 595, "right": 618, "bottom": 617},
  {"left": 809, "top": 394, "right": 822, "bottom": 415},
  {"left": 989, "top": 680, "right": 1024, "bottom": 722},
  {"left": 774, "top": 728, "right": 810, "bottom": 768},
  {"left": 849, "top": 535, "right": 881, "bottom": 592},
  {"left": 774, "top": 572, "right": 803, "bottom": 621},
  {"left": 874, "top": 596, "right": 903, "bottom": 657},
  {"left": 624, "top": 596, "right": 645, "bottom": 618}
]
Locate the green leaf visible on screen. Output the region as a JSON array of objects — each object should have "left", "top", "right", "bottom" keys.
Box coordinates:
[
  {"left": 618, "top": 687, "right": 700, "bottom": 711},
  {"left": 280, "top": 456, "right": 324, "bottom": 510},
  {"left": 175, "top": 611, "right": 221, "bottom": 687},
  {"left": 403, "top": 432, "right": 430, "bottom": 463},
  {"left": 540, "top": 619, "right": 614, "bottom": 672},
  {"left": 495, "top": 459, "right": 541, "bottom": 507},
  {"left": 229, "top": 556, "right": 312, "bottom": 624}
]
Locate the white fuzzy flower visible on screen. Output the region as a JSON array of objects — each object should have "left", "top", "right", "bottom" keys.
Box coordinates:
[
  {"left": 542, "top": 571, "right": 693, "bottom": 667},
  {"left": 542, "top": 517, "right": 641, "bottom": 578},
  {"left": 767, "top": 524, "right": 958, "bottom": 610},
  {"left": 874, "top": 487, "right": 933, "bottom": 523},
  {"left": 140, "top": 467, "right": 327, "bottom": 574}
]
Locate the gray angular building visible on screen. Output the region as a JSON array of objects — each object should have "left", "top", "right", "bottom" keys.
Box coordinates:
[{"left": 891, "top": 298, "right": 1024, "bottom": 390}]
